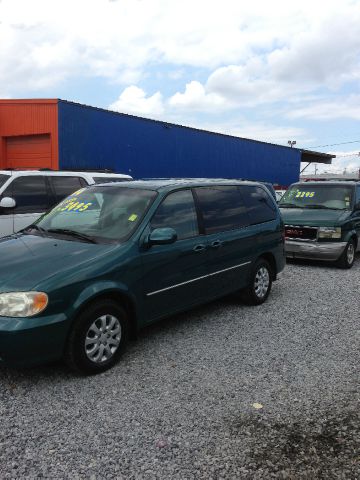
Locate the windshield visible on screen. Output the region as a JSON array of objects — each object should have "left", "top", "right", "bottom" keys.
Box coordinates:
[
  {"left": 35, "top": 186, "right": 157, "bottom": 243},
  {"left": 279, "top": 184, "right": 353, "bottom": 210},
  {"left": 0, "top": 174, "right": 10, "bottom": 189}
]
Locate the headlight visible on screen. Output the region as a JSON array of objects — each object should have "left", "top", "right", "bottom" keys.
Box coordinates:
[
  {"left": 0, "top": 292, "right": 48, "bottom": 317},
  {"left": 318, "top": 227, "right": 341, "bottom": 239}
]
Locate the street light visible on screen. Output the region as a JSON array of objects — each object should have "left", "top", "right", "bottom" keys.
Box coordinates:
[{"left": 288, "top": 140, "right": 296, "bottom": 148}]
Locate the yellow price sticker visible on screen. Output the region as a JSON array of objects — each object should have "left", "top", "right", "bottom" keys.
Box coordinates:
[
  {"left": 295, "top": 191, "right": 315, "bottom": 198},
  {"left": 53, "top": 201, "right": 93, "bottom": 213},
  {"left": 128, "top": 214, "right": 138, "bottom": 222},
  {"left": 72, "top": 188, "right": 85, "bottom": 196}
]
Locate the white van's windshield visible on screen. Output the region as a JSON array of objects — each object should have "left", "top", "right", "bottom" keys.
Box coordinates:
[
  {"left": 32, "top": 186, "right": 157, "bottom": 243},
  {"left": 0, "top": 174, "right": 10, "bottom": 189},
  {"left": 279, "top": 184, "right": 354, "bottom": 210}
]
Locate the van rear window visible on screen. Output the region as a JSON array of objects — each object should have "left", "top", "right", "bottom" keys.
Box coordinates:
[{"left": 241, "top": 186, "right": 277, "bottom": 224}]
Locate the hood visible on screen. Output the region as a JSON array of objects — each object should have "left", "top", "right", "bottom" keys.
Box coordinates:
[
  {"left": 279, "top": 207, "right": 350, "bottom": 227},
  {"left": 0, "top": 233, "right": 118, "bottom": 292}
]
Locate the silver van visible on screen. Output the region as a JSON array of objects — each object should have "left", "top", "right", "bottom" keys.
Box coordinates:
[{"left": 0, "top": 170, "right": 132, "bottom": 237}]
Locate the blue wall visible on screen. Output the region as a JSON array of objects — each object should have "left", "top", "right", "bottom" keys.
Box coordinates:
[{"left": 58, "top": 100, "right": 300, "bottom": 185}]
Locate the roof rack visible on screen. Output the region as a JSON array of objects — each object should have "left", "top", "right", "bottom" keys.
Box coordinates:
[{"left": 62, "top": 168, "right": 115, "bottom": 173}]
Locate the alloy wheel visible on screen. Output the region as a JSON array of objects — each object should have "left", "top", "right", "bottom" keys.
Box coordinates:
[
  {"left": 347, "top": 243, "right": 355, "bottom": 265},
  {"left": 254, "top": 266, "right": 270, "bottom": 299},
  {"left": 85, "top": 314, "right": 122, "bottom": 364}
]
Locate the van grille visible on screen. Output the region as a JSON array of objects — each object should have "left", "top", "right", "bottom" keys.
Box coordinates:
[{"left": 285, "top": 225, "right": 318, "bottom": 240}]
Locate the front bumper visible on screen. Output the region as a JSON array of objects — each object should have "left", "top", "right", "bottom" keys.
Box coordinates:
[
  {"left": 0, "top": 313, "right": 69, "bottom": 368},
  {"left": 285, "top": 239, "right": 347, "bottom": 261}
]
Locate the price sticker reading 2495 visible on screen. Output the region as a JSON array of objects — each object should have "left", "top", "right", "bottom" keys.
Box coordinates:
[{"left": 295, "top": 191, "right": 315, "bottom": 198}]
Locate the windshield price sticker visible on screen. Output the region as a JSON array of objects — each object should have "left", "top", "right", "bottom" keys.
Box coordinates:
[
  {"left": 295, "top": 191, "right": 315, "bottom": 198},
  {"left": 60, "top": 201, "right": 92, "bottom": 212},
  {"left": 128, "top": 214, "right": 138, "bottom": 222},
  {"left": 72, "top": 188, "right": 85, "bottom": 196},
  {"left": 53, "top": 197, "right": 93, "bottom": 213}
]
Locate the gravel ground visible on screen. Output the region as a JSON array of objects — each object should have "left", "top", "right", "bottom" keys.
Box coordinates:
[{"left": 0, "top": 258, "right": 359, "bottom": 479}]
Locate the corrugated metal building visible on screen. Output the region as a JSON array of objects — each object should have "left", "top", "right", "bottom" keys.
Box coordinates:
[{"left": 0, "top": 99, "right": 333, "bottom": 186}]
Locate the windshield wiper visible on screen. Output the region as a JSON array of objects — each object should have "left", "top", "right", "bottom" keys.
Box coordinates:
[
  {"left": 278, "top": 203, "right": 299, "bottom": 208},
  {"left": 303, "top": 204, "right": 334, "bottom": 210},
  {"left": 47, "top": 228, "right": 98, "bottom": 244}
]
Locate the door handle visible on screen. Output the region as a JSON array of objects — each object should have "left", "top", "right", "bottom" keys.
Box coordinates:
[
  {"left": 193, "top": 244, "right": 206, "bottom": 252},
  {"left": 210, "top": 240, "right": 222, "bottom": 249}
]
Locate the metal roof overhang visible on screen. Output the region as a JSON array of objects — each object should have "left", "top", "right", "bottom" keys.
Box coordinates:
[{"left": 300, "top": 149, "right": 334, "bottom": 164}]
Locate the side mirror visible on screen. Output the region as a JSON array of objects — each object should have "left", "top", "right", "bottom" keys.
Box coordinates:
[
  {"left": 0, "top": 197, "right": 16, "bottom": 209},
  {"left": 148, "top": 227, "right": 177, "bottom": 246}
]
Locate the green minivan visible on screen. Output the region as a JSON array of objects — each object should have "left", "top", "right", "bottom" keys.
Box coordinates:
[
  {"left": 0, "top": 179, "right": 285, "bottom": 374},
  {"left": 279, "top": 181, "right": 360, "bottom": 268}
]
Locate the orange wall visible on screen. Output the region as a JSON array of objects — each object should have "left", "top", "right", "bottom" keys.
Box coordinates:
[{"left": 0, "top": 99, "right": 59, "bottom": 170}]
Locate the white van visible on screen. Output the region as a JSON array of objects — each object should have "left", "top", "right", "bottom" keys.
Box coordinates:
[{"left": 0, "top": 170, "right": 132, "bottom": 237}]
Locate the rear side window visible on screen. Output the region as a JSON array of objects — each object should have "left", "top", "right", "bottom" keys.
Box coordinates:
[
  {"left": 3, "top": 176, "right": 50, "bottom": 213},
  {"left": 0, "top": 174, "right": 10, "bottom": 189},
  {"left": 241, "top": 185, "right": 277, "bottom": 225},
  {"left": 195, "top": 186, "right": 249, "bottom": 234},
  {"left": 50, "top": 176, "right": 84, "bottom": 204},
  {"left": 151, "top": 189, "right": 199, "bottom": 240}
]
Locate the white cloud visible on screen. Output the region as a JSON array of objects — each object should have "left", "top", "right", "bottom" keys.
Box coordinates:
[
  {"left": 109, "top": 86, "right": 164, "bottom": 118},
  {"left": 197, "top": 120, "right": 307, "bottom": 146},
  {"left": 169, "top": 81, "right": 229, "bottom": 111},
  {"left": 287, "top": 95, "right": 360, "bottom": 120},
  {"left": 2, "top": 0, "right": 360, "bottom": 175},
  {"left": 1, "top": 0, "right": 360, "bottom": 96},
  {"left": 328, "top": 150, "right": 360, "bottom": 173}
]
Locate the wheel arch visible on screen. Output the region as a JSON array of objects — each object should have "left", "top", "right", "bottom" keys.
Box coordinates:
[
  {"left": 350, "top": 233, "right": 358, "bottom": 250},
  {"left": 71, "top": 289, "right": 138, "bottom": 340},
  {"left": 258, "top": 252, "right": 277, "bottom": 280}
]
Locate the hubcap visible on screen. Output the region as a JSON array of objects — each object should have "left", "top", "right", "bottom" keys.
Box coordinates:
[
  {"left": 347, "top": 243, "right": 355, "bottom": 265},
  {"left": 254, "top": 266, "right": 270, "bottom": 298},
  {"left": 85, "top": 314, "right": 121, "bottom": 364}
]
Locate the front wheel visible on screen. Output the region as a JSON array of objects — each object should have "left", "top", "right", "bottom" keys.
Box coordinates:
[
  {"left": 336, "top": 239, "right": 356, "bottom": 269},
  {"left": 64, "top": 300, "right": 128, "bottom": 375},
  {"left": 241, "top": 259, "right": 272, "bottom": 305}
]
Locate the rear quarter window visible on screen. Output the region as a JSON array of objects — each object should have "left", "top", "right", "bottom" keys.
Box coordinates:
[{"left": 241, "top": 185, "right": 277, "bottom": 225}]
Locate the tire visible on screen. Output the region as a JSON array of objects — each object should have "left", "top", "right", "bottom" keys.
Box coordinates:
[
  {"left": 336, "top": 239, "right": 356, "bottom": 269},
  {"left": 241, "top": 259, "right": 272, "bottom": 305},
  {"left": 64, "top": 299, "right": 128, "bottom": 375}
]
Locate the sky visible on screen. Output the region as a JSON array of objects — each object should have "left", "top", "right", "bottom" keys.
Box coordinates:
[{"left": 1, "top": 0, "right": 360, "bottom": 175}]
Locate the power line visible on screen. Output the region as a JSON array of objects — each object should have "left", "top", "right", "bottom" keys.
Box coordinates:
[{"left": 309, "top": 140, "right": 360, "bottom": 149}]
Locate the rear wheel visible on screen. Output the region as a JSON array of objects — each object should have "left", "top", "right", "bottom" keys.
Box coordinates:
[
  {"left": 336, "top": 239, "right": 356, "bottom": 269},
  {"left": 64, "top": 299, "right": 128, "bottom": 375},
  {"left": 241, "top": 259, "right": 272, "bottom": 305}
]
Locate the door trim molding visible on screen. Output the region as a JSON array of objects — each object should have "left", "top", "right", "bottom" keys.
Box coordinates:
[{"left": 146, "top": 261, "right": 251, "bottom": 297}]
